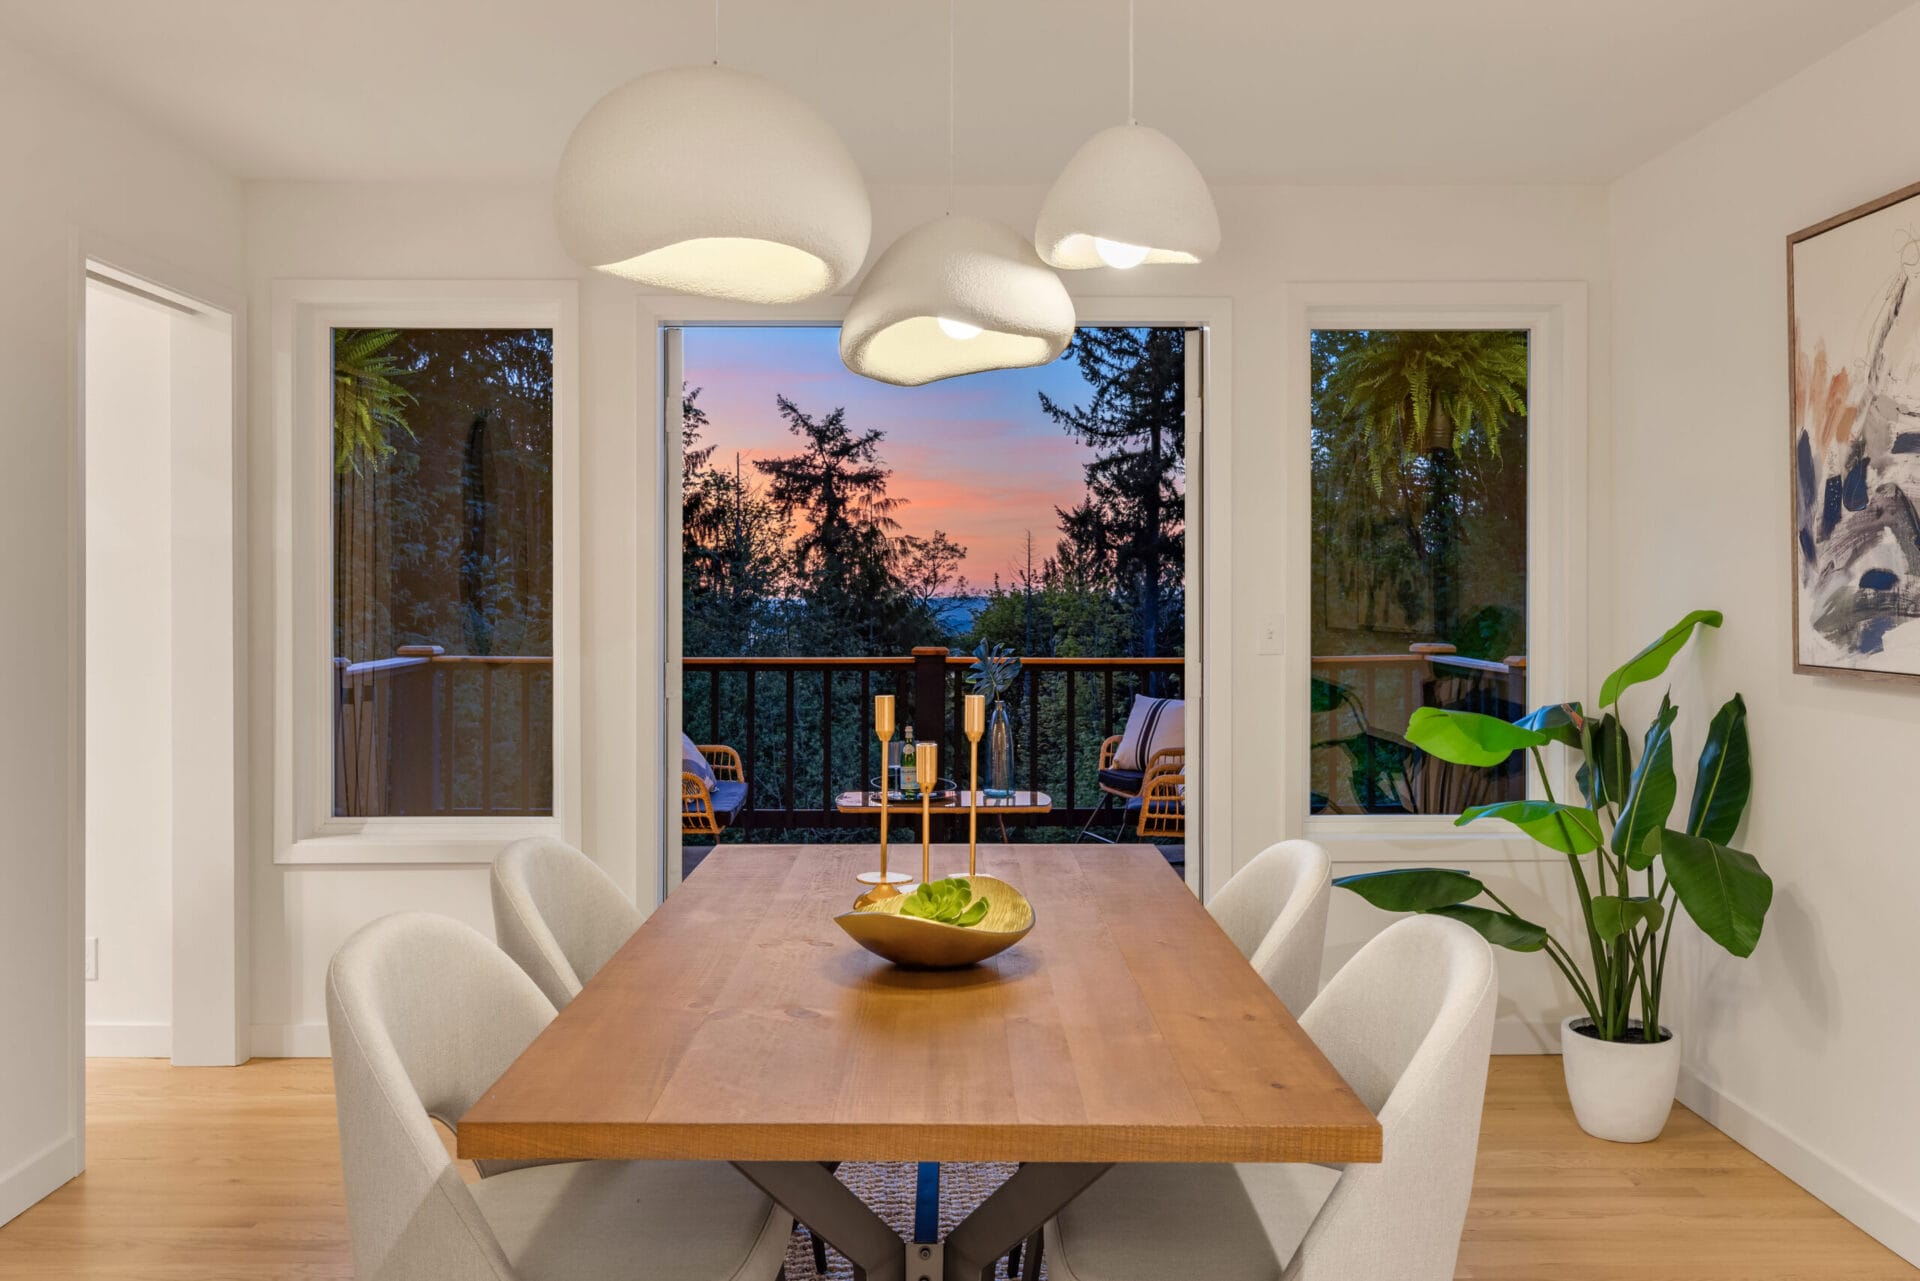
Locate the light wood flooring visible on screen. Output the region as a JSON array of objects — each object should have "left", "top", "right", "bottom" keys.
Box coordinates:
[{"left": 0, "top": 1056, "right": 1909, "bottom": 1279}]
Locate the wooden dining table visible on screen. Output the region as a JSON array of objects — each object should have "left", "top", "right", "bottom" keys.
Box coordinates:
[{"left": 460, "top": 843, "right": 1381, "bottom": 1281}]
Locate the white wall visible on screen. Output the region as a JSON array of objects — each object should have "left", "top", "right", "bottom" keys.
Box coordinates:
[
  {"left": 83, "top": 281, "right": 175, "bottom": 1058},
  {"left": 242, "top": 178, "right": 1612, "bottom": 1055},
  {"left": 0, "top": 31, "right": 243, "bottom": 1226},
  {"left": 1609, "top": 4, "right": 1920, "bottom": 1264}
]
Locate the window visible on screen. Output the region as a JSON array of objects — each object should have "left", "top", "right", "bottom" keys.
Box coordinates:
[
  {"left": 332, "top": 327, "right": 555, "bottom": 817},
  {"left": 1309, "top": 329, "right": 1529, "bottom": 816},
  {"left": 276, "top": 281, "right": 578, "bottom": 865}
]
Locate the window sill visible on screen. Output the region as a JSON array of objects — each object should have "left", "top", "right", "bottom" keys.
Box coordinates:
[
  {"left": 1304, "top": 815, "right": 1560, "bottom": 865},
  {"left": 277, "top": 815, "right": 562, "bottom": 866}
]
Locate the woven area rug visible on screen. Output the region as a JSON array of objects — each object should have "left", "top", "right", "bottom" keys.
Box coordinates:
[{"left": 779, "top": 1162, "right": 1047, "bottom": 1280}]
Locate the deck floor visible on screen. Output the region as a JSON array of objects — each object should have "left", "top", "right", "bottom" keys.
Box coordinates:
[{"left": 0, "top": 1056, "right": 1909, "bottom": 1279}]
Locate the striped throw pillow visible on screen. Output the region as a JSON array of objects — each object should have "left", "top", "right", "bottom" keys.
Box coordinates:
[{"left": 1115, "top": 696, "right": 1184, "bottom": 772}]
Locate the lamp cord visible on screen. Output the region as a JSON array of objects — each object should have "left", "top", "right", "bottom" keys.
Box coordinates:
[
  {"left": 713, "top": 0, "right": 720, "bottom": 64},
  {"left": 946, "top": 0, "right": 956, "bottom": 215},
  {"left": 1128, "top": 0, "right": 1136, "bottom": 124}
]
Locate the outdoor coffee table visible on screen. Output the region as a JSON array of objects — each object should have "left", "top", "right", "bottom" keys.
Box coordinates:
[
  {"left": 460, "top": 844, "right": 1381, "bottom": 1281},
  {"left": 833, "top": 788, "right": 1052, "bottom": 843}
]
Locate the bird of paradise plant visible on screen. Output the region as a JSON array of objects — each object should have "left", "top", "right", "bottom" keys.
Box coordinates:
[{"left": 1335, "top": 611, "right": 1771, "bottom": 1043}]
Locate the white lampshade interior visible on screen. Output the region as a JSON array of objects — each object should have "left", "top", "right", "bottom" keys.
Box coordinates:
[{"left": 841, "top": 215, "right": 1075, "bottom": 387}]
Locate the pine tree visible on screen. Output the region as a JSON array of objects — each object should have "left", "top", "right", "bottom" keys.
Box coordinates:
[{"left": 1039, "top": 327, "right": 1186, "bottom": 658}]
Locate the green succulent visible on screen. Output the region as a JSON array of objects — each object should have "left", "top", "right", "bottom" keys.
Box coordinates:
[
  {"left": 898, "top": 877, "right": 991, "bottom": 928},
  {"left": 965, "top": 642, "right": 1022, "bottom": 701}
]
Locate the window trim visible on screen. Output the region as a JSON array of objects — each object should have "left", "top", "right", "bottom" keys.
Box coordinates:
[
  {"left": 272, "top": 280, "right": 582, "bottom": 866},
  {"left": 1284, "top": 282, "right": 1588, "bottom": 855}
]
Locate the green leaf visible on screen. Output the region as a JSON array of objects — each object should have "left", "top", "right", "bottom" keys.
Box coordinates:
[
  {"left": 1428, "top": 904, "right": 1548, "bottom": 952},
  {"left": 1658, "top": 829, "right": 1772, "bottom": 958},
  {"left": 1613, "top": 696, "right": 1679, "bottom": 870},
  {"left": 1577, "top": 713, "right": 1632, "bottom": 811},
  {"left": 1458, "top": 800, "right": 1604, "bottom": 854},
  {"left": 898, "top": 877, "right": 989, "bottom": 925},
  {"left": 1405, "top": 706, "right": 1547, "bottom": 768},
  {"left": 1517, "top": 702, "right": 1584, "bottom": 749},
  {"left": 1688, "top": 694, "right": 1750, "bottom": 844},
  {"left": 1597, "top": 610, "right": 1723, "bottom": 707},
  {"left": 1590, "top": 894, "right": 1665, "bottom": 938},
  {"left": 1334, "top": 868, "right": 1484, "bottom": 912}
]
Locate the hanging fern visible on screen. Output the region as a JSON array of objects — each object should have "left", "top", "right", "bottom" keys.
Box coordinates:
[
  {"left": 1322, "top": 330, "right": 1528, "bottom": 493},
  {"left": 333, "top": 327, "right": 417, "bottom": 474}
]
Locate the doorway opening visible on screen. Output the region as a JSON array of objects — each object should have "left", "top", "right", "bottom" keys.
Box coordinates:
[
  {"left": 82, "top": 262, "right": 241, "bottom": 1067},
  {"left": 663, "top": 325, "right": 1200, "bottom": 894}
]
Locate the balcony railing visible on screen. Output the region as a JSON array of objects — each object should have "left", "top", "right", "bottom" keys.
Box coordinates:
[
  {"left": 335, "top": 645, "right": 553, "bottom": 818},
  {"left": 680, "top": 648, "right": 1185, "bottom": 832},
  {"left": 333, "top": 640, "right": 1524, "bottom": 827},
  {"left": 1311, "top": 646, "right": 1527, "bottom": 815}
]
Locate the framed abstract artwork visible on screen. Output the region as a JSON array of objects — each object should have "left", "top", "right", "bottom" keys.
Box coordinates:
[{"left": 1788, "top": 179, "right": 1920, "bottom": 680}]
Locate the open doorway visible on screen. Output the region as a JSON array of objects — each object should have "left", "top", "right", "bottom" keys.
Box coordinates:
[
  {"left": 81, "top": 263, "right": 242, "bottom": 1067},
  {"left": 663, "top": 325, "right": 1201, "bottom": 895}
]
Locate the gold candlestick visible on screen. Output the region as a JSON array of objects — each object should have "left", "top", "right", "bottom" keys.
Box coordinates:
[
  {"left": 855, "top": 695, "right": 907, "bottom": 907},
  {"left": 917, "top": 743, "right": 938, "bottom": 885},
  {"left": 963, "top": 695, "right": 985, "bottom": 876}
]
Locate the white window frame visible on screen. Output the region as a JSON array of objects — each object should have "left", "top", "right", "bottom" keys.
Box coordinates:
[
  {"left": 272, "top": 280, "right": 582, "bottom": 865},
  {"left": 1283, "top": 282, "right": 1588, "bottom": 856},
  {"left": 640, "top": 296, "right": 1232, "bottom": 904}
]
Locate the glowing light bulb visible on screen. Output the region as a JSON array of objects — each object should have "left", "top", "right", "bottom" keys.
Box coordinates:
[
  {"left": 1093, "top": 237, "right": 1150, "bottom": 269},
  {"left": 937, "top": 316, "right": 983, "bottom": 340}
]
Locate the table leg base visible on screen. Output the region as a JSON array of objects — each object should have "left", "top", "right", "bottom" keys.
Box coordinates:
[
  {"left": 733, "top": 1162, "right": 906, "bottom": 1281},
  {"left": 733, "top": 1161, "right": 1111, "bottom": 1281}
]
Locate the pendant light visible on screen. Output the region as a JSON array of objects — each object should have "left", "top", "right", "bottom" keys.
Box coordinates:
[
  {"left": 841, "top": 1, "right": 1074, "bottom": 386},
  {"left": 1034, "top": 0, "right": 1219, "bottom": 270},
  {"left": 554, "top": 2, "right": 871, "bottom": 303}
]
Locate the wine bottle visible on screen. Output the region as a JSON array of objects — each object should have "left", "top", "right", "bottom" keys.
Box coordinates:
[{"left": 901, "top": 725, "right": 917, "bottom": 797}]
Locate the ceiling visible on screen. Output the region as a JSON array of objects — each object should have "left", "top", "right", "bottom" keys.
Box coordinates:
[{"left": 1, "top": 0, "right": 1909, "bottom": 186}]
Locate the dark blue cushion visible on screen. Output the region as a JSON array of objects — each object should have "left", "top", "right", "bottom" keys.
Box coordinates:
[
  {"left": 707, "top": 780, "right": 749, "bottom": 822},
  {"left": 1099, "top": 767, "right": 1146, "bottom": 795}
]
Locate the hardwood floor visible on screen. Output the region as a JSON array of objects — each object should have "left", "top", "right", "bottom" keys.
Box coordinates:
[{"left": 0, "top": 1056, "right": 1910, "bottom": 1279}]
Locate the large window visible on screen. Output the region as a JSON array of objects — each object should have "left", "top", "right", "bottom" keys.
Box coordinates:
[
  {"left": 1309, "top": 329, "right": 1528, "bottom": 816},
  {"left": 331, "top": 327, "right": 556, "bottom": 818}
]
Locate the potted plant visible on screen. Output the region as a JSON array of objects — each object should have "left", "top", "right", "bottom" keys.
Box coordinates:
[
  {"left": 965, "top": 642, "right": 1022, "bottom": 797},
  {"left": 1334, "top": 610, "right": 1771, "bottom": 1142}
]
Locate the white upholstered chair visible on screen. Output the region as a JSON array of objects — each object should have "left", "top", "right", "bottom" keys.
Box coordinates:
[
  {"left": 490, "top": 837, "right": 642, "bottom": 1009},
  {"left": 325, "top": 912, "right": 792, "bottom": 1281},
  {"left": 1043, "top": 915, "right": 1497, "bottom": 1281},
  {"left": 1206, "top": 839, "right": 1333, "bottom": 1015}
]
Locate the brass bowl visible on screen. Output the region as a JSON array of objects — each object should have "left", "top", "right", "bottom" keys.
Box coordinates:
[{"left": 835, "top": 876, "right": 1035, "bottom": 969}]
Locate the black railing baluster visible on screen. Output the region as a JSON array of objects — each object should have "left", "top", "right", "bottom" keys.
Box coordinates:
[
  {"left": 1065, "top": 671, "right": 1077, "bottom": 810},
  {"left": 820, "top": 669, "right": 833, "bottom": 813},
  {"left": 860, "top": 668, "right": 871, "bottom": 796},
  {"left": 1027, "top": 668, "right": 1040, "bottom": 801},
  {"left": 744, "top": 669, "right": 758, "bottom": 815},
  {"left": 710, "top": 669, "right": 721, "bottom": 746},
  {"left": 518, "top": 666, "right": 532, "bottom": 813},
  {"left": 783, "top": 668, "right": 796, "bottom": 815}
]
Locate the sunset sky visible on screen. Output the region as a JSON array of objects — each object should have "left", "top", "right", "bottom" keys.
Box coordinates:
[{"left": 681, "top": 326, "right": 1106, "bottom": 590}]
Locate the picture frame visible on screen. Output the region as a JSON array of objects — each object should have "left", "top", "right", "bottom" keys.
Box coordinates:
[{"left": 1786, "top": 178, "right": 1920, "bottom": 681}]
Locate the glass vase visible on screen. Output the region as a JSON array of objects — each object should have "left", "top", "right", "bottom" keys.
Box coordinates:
[{"left": 985, "top": 700, "right": 1015, "bottom": 798}]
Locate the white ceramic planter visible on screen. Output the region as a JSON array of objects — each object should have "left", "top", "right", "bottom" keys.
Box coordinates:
[{"left": 1560, "top": 1015, "right": 1681, "bottom": 1143}]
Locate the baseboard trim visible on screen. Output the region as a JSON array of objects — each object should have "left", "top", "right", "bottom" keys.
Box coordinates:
[
  {"left": 86, "top": 1022, "right": 172, "bottom": 1058},
  {"left": 0, "top": 1132, "right": 79, "bottom": 1228},
  {"left": 249, "top": 1022, "right": 330, "bottom": 1058},
  {"left": 1678, "top": 1070, "right": 1920, "bottom": 1267},
  {"left": 1492, "top": 1015, "right": 1558, "bottom": 1054}
]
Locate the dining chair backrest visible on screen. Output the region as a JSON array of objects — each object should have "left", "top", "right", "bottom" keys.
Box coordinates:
[
  {"left": 490, "top": 837, "right": 643, "bottom": 1008},
  {"left": 1285, "top": 915, "right": 1497, "bottom": 1280},
  {"left": 1206, "top": 839, "right": 1332, "bottom": 1015},
  {"left": 325, "top": 912, "right": 556, "bottom": 1281}
]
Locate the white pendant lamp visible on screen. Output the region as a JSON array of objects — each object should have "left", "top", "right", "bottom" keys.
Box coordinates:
[
  {"left": 841, "top": 2, "right": 1074, "bottom": 385},
  {"left": 554, "top": 6, "right": 870, "bottom": 302},
  {"left": 1034, "top": 0, "right": 1219, "bottom": 270}
]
